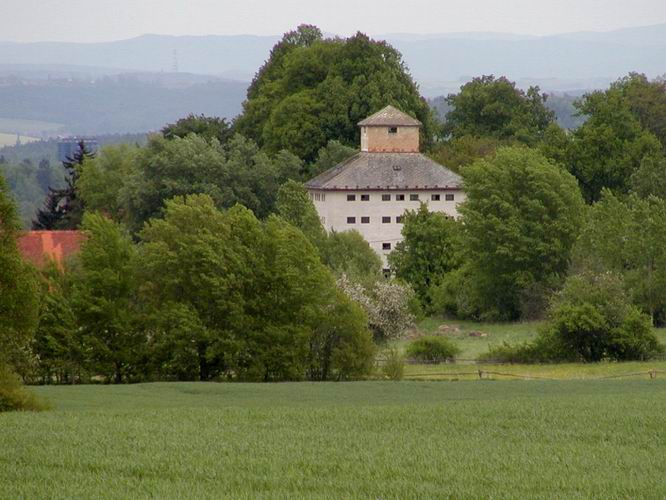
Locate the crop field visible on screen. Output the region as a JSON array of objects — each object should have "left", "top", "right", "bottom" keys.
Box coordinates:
[{"left": 2, "top": 380, "right": 666, "bottom": 498}]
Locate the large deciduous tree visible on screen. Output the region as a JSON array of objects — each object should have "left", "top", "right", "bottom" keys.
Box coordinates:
[
  {"left": 235, "top": 25, "right": 435, "bottom": 162},
  {"left": 452, "top": 147, "right": 585, "bottom": 320}
]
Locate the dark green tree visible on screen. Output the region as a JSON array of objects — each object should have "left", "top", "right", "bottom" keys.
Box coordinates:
[
  {"left": 388, "top": 204, "right": 459, "bottom": 309},
  {"left": 32, "top": 141, "right": 94, "bottom": 229},
  {"left": 162, "top": 114, "right": 233, "bottom": 145},
  {"left": 235, "top": 26, "right": 436, "bottom": 161},
  {"left": 444, "top": 76, "right": 556, "bottom": 144}
]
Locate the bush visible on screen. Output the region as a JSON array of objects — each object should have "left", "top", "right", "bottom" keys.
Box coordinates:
[
  {"left": 381, "top": 348, "right": 405, "bottom": 380},
  {"left": 0, "top": 366, "right": 48, "bottom": 412},
  {"left": 406, "top": 336, "right": 460, "bottom": 364}
]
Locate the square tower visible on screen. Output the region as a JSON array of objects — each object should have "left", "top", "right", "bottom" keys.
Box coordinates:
[{"left": 358, "top": 105, "right": 421, "bottom": 153}]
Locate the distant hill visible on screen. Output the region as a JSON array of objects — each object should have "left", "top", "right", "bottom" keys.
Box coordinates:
[{"left": 1, "top": 24, "right": 664, "bottom": 92}]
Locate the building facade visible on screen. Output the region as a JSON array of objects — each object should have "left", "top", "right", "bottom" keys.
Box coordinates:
[{"left": 306, "top": 105, "right": 464, "bottom": 268}]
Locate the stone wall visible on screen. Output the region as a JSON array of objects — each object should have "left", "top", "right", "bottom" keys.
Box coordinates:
[{"left": 360, "top": 126, "right": 419, "bottom": 153}]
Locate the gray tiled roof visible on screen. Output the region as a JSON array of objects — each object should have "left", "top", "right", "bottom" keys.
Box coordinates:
[
  {"left": 305, "top": 152, "right": 462, "bottom": 190},
  {"left": 357, "top": 105, "right": 422, "bottom": 127}
]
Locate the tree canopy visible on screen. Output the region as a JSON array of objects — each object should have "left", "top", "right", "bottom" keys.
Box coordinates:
[{"left": 235, "top": 25, "right": 435, "bottom": 162}]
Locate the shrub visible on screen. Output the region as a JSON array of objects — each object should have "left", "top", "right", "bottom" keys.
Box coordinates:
[
  {"left": 0, "top": 366, "right": 48, "bottom": 412},
  {"left": 381, "top": 348, "right": 405, "bottom": 380},
  {"left": 406, "top": 336, "right": 460, "bottom": 364}
]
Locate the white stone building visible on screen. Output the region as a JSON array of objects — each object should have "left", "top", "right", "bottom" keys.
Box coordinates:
[{"left": 305, "top": 105, "right": 464, "bottom": 269}]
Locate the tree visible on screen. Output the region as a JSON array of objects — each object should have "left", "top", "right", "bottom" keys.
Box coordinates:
[
  {"left": 573, "top": 191, "right": 666, "bottom": 324},
  {"left": 308, "top": 140, "right": 357, "bottom": 178},
  {"left": 456, "top": 147, "right": 585, "bottom": 320},
  {"left": 444, "top": 76, "right": 556, "bottom": 145},
  {"left": 388, "top": 204, "right": 459, "bottom": 310},
  {"left": 276, "top": 180, "right": 327, "bottom": 249},
  {"left": 0, "top": 173, "right": 40, "bottom": 374},
  {"left": 566, "top": 84, "right": 662, "bottom": 202},
  {"left": 630, "top": 153, "right": 666, "bottom": 199},
  {"left": 162, "top": 114, "right": 232, "bottom": 145},
  {"left": 137, "top": 194, "right": 374, "bottom": 381},
  {"left": 545, "top": 272, "right": 662, "bottom": 361},
  {"left": 322, "top": 231, "right": 382, "bottom": 281},
  {"left": 71, "top": 213, "right": 141, "bottom": 383},
  {"left": 428, "top": 135, "right": 503, "bottom": 173},
  {"left": 33, "top": 141, "right": 94, "bottom": 229},
  {"left": 235, "top": 26, "right": 436, "bottom": 161}
]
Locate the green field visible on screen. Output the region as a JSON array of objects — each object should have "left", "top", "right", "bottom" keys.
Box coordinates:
[
  {"left": 2, "top": 381, "right": 666, "bottom": 498},
  {"left": 0, "top": 132, "right": 39, "bottom": 147}
]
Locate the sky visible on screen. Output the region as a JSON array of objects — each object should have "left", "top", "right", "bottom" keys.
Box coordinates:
[{"left": 3, "top": 0, "right": 666, "bottom": 42}]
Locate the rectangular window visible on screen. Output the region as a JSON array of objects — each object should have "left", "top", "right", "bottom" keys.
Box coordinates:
[
  {"left": 388, "top": 127, "right": 398, "bottom": 134},
  {"left": 347, "top": 217, "right": 356, "bottom": 224},
  {"left": 431, "top": 194, "right": 440, "bottom": 201},
  {"left": 396, "top": 216, "right": 404, "bottom": 223},
  {"left": 347, "top": 194, "right": 356, "bottom": 201},
  {"left": 445, "top": 194, "right": 455, "bottom": 201},
  {"left": 382, "top": 242, "right": 392, "bottom": 250},
  {"left": 322, "top": 193, "right": 326, "bottom": 202},
  {"left": 361, "top": 194, "right": 370, "bottom": 201},
  {"left": 382, "top": 216, "right": 391, "bottom": 223},
  {"left": 396, "top": 194, "right": 405, "bottom": 201},
  {"left": 410, "top": 194, "right": 419, "bottom": 201},
  {"left": 361, "top": 216, "right": 370, "bottom": 224},
  {"left": 382, "top": 194, "right": 391, "bottom": 201}
]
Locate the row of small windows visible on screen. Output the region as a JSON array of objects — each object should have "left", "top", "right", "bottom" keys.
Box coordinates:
[
  {"left": 310, "top": 192, "right": 326, "bottom": 201},
  {"left": 347, "top": 193, "right": 454, "bottom": 202},
  {"left": 347, "top": 216, "right": 404, "bottom": 224}
]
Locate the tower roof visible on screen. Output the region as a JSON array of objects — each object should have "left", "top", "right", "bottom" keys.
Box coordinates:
[{"left": 357, "top": 105, "right": 422, "bottom": 127}]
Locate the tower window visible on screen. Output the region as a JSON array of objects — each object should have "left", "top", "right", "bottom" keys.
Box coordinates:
[
  {"left": 382, "top": 216, "right": 391, "bottom": 223},
  {"left": 361, "top": 194, "right": 370, "bottom": 201},
  {"left": 388, "top": 127, "right": 398, "bottom": 134},
  {"left": 431, "top": 194, "right": 440, "bottom": 201},
  {"left": 445, "top": 194, "right": 455, "bottom": 201},
  {"left": 382, "top": 243, "right": 392, "bottom": 250},
  {"left": 347, "top": 217, "right": 356, "bottom": 224},
  {"left": 347, "top": 194, "right": 356, "bottom": 201},
  {"left": 361, "top": 216, "right": 370, "bottom": 224}
]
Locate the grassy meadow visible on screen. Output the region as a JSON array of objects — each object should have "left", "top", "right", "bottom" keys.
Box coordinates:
[{"left": 2, "top": 380, "right": 666, "bottom": 498}]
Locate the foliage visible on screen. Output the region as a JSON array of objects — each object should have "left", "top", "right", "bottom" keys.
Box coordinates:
[
  {"left": 573, "top": 191, "right": 666, "bottom": 323},
  {"left": 162, "top": 114, "right": 232, "bottom": 145},
  {"left": 566, "top": 81, "right": 663, "bottom": 202},
  {"left": 308, "top": 140, "right": 357, "bottom": 178},
  {"left": 0, "top": 174, "right": 40, "bottom": 373},
  {"left": 630, "top": 154, "right": 666, "bottom": 199},
  {"left": 454, "top": 147, "right": 585, "bottom": 320},
  {"left": 337, "top": 275, "right": 414, "bottom": 342},
  {"left": 0, "top": 365, "right": 48, "bottom": 412},
  {"left": 276, "top": 180, "right": 327, "bottom": 249},
  {"left": 388, "top": 204, "right": 460, "bottom": 310},
  {"left": 380, "top": 347, "right": 405, "bottom": 380},
  {"left": 70, "top": 213, "right": 141, "bottom": 383},
  {"left": 428, "top": 135, "right": 503, "bottom": 173},
  {"left": 405, "top": 336, "right": 460, "bottom": 363},
  {"left": 137, "top": 194, "right": 374, "bottom": 381},
  {"left": 235, "top": 25, "right": 436, "bottom": 161},
  {"left": 322, "top": 230, "right": 382, "bottom": 281},
  {"left": 444, "top": 75, "right": 556, "bottom": 145},
  {"left": 121, "top": 133, "right": 301, "bottom": 231},
  {"left": 33, "top": 141, "right": 94, "bottom": 230}
]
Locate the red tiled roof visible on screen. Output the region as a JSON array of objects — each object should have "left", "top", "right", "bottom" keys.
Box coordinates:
[{"left": 18, "top": 230, "right": 85, "bottom": 268}]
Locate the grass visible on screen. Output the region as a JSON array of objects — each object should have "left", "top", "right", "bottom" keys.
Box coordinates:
[{"left": 2, "top": 381, "right": 666, "bottom": 498}]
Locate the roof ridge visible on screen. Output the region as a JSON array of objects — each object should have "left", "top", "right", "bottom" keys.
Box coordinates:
[{"left": 357, "top": 105, "right": 422, "bottom": 127}]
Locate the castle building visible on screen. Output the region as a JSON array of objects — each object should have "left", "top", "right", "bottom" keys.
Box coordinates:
[{"left": 305, "top": 105, "right": 464, "bottom": 268}]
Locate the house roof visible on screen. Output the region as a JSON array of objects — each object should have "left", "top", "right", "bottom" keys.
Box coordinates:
[
  {"left": 357, "top": 105, "right": 422, "bottom": 127},
  {"left": 18, "top": 230, "right": 85, "bottom": 268},
  {"left": 305, "top": 152, "right": 462, "bottom": 191}
]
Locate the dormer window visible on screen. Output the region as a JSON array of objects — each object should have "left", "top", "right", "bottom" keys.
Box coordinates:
[{"left": 388, "top": 127, "right": 398, "bottom": 134}]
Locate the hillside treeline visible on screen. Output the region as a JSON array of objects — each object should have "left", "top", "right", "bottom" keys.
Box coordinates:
[{"left": 2, "top": 26, "right": 666, "bottom": 388}]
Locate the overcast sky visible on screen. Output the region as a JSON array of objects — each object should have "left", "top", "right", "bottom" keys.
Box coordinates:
[{"left": 4, "top": 0, "right": 666, "bottom": 42}]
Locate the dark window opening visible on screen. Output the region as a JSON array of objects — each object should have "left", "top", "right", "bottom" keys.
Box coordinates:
[
  {"left": 388, "top": 127, "right": 398, "bottom": 134},
  {"left": 361, "top": 216, "right": 370, "bottom": 224},
  {"left": 382, "top": 243, "right": 392, "bottom": 250},
  {"left": 396, "top": 194, "right": 405, "bottom": 201},
  {"left": 347, "top": 217, "right": 356, "bottom": 224},
  {"left": 347, "top": 194, "right": 356, "bottom": 201},
  {"left": 431, "top": 194, "right": 441, "bottom": 201},
  {"left": 382, "top": 194, "right": 391, "bottom": 201},
  {"left": 410, "top": 194, "right": 419, "bottom": 201},
  {"left": 445, "top": 194, "right": 455, "bottom": 201},
  {"left": 361, "top": 194, "right": 370, "bottom": 201},
  {"left": 382, "top": 216, "right": 391, "bottom": 223},
  {"left": 396, "top": 216, "right": 404, "bottom": 223}
]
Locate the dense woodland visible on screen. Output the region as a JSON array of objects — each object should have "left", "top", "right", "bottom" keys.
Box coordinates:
[{"left": 2, "top": 25, "right": 666, "bottom": 391}]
